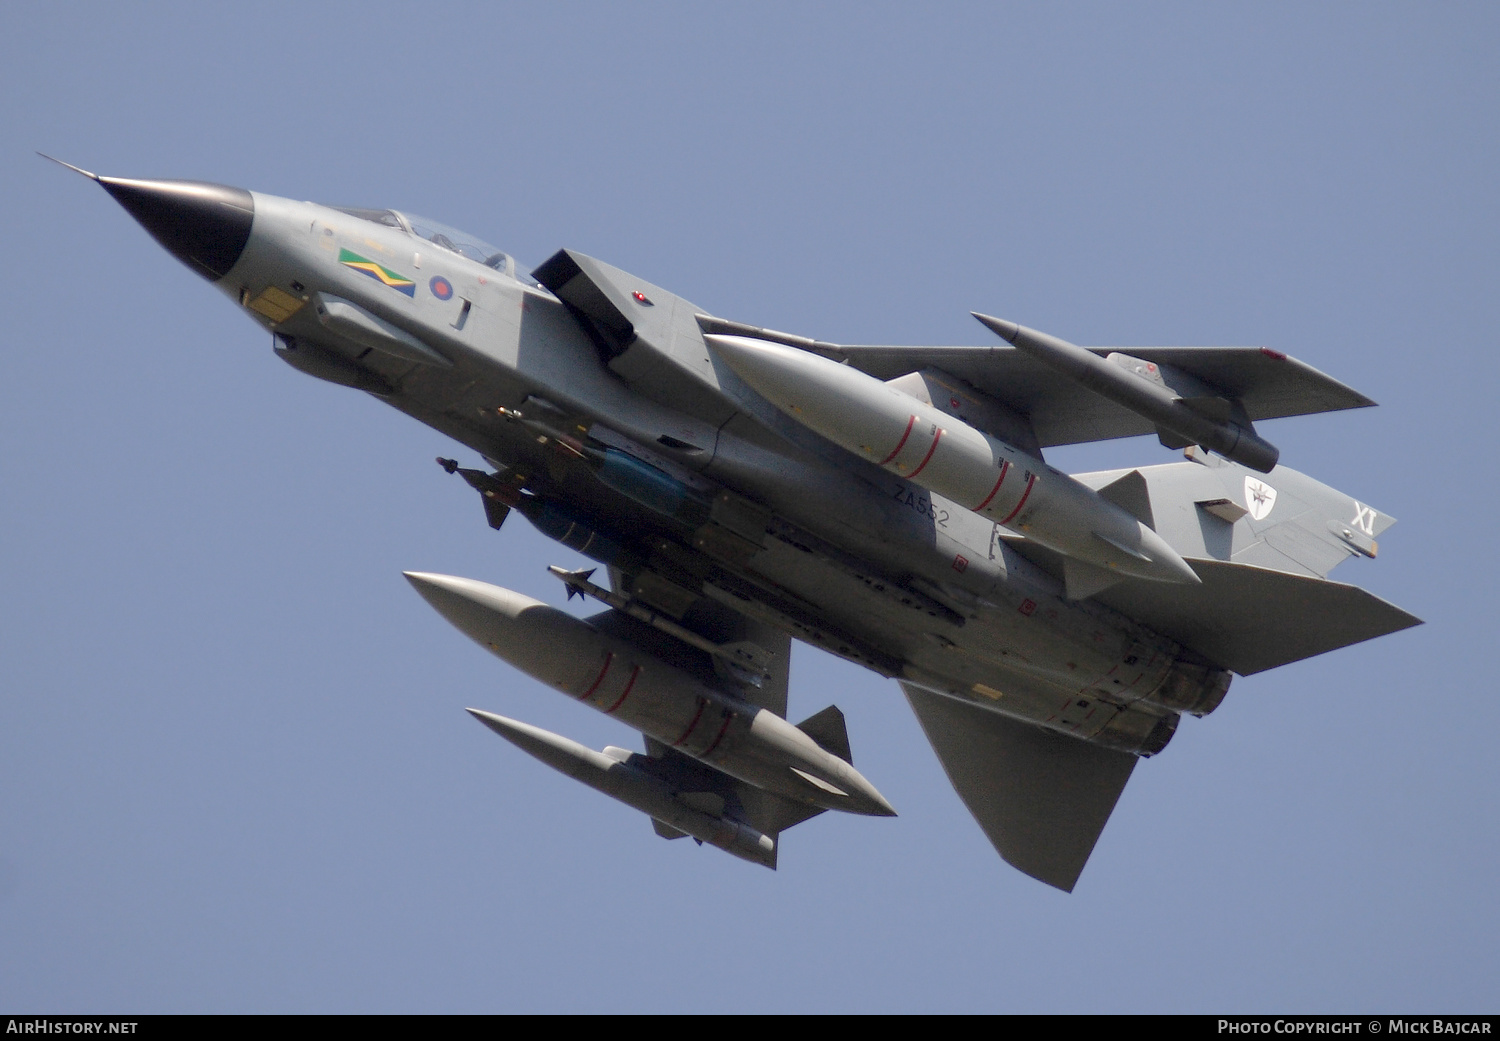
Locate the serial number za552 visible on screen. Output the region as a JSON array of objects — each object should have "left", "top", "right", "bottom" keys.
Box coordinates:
[{"left": 893, "top": 486, "right": 950, "bottom": 527}]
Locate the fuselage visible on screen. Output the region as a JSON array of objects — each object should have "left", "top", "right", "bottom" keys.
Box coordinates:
[{"left": 167, "top": 186, "right": 1228, "bottom": 757}]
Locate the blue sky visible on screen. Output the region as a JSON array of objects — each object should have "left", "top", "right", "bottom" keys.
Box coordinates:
[{"left": 2, "top": 2, "right": 1495, "bottom": 1012}]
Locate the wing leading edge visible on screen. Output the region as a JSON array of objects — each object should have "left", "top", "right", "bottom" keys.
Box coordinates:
[
  {"left": 695, "top": 315, "right": 1370, "bottom": 450},
  {"left": 838, "top": 344, "right": 1369, "bottom": 449}
]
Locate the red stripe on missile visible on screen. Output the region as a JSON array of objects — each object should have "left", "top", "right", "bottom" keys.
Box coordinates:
[
  {"left": 672, "top": 697, "right": 708, "bottom": 747},
  {"left": 878, "top": 415, "right": 917, "bottom": 465},
  {"left": 700, "top": 711, "right": 734, "bottom": 757},
  {"left": 998, "top": 473, "right": 1037, "bottom": 526},
  {"left": 602, "top": 664, "right": 641, "bottom": 715},
  {"left": 974, "top": 460, "right": 1011, "bottom": 512},
  {"left": 580, "top": 652, "right": 614, "bottom": 700},
  {"left": 906, "top": 427, "right": 944, "bottom": 479}
]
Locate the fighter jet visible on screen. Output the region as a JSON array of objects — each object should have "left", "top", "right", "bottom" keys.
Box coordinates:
[{"left": 53, "top": 157, "right": 1420, "bottom": 890}]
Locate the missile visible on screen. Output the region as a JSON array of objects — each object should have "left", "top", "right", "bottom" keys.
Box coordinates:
[
  {"left": 466, "top": 708, "right": 778, "bottom": 868},
  {"left": 972, "top": 314, "right": 1280, "bottom": 473},
  {"left": 404, "top": 571, "right": 896, "bottom": 817},
  {"left": 438, "top": 459, "right": 638, "bottom": 566},
  {"left": 486, "top": 403, "right": 715, "bottom": 529},
  {"left": 705, "top": 335, "right": 1199, "bottom": 587}
]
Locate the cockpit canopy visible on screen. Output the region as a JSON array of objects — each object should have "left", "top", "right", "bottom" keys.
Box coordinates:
[{"left": 332, "top": 206, "right": 515, "bottom": 276}]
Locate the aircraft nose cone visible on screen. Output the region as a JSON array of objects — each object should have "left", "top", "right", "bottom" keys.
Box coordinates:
[{"left": 97, "top": 175, "right": 254, "bottom": 281}]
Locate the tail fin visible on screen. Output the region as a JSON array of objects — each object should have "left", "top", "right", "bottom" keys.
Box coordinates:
[
  {"left": 1066, "top": 452, "right": 1421, "bottom": 673},
  {"left": 1078, "top": 450, "right": 1395, "bottom": 580}
]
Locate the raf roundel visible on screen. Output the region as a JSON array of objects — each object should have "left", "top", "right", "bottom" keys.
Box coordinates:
[{"left": 429, "top": 275, "right": 454, "bottom": 301}]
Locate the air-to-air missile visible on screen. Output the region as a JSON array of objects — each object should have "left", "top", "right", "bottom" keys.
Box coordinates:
[
  {"left": 403, "top": 572, "right": 895, "bottom": 818},
  {"left": 705, "top": 334, "right": 1201, "bottom": 587},
  {"left": 971, "top": 313, "right": 1281, "bottom": 474},
  {"left": 466, "top": 709, "right": 778, "bottom": 867}
]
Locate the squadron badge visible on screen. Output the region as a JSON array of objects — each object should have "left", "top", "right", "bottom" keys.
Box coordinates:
[{"left": 1245, "top": 476, "right": 1278, "bottom": 520}]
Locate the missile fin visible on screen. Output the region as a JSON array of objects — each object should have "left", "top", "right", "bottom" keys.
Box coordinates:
[
  {"left": 652, "top": 819, "right": 689, "bottom": 840},
  {"left": 641, "top": 735, "right": 828, "bottom": 852},
  {"left": 436, "top": 457, "right": 526, "bottom": 531},
  {"left": 482, "top": 498, "right": 511, "bottom": 531},
  {"left": 791, "top": 768, "right": 848, "bottom": 798},
  {"left": 1094, "top": 470, "right": 1156, "bottom": 530},
  {"left": 746, "top": 795, "right": 825, "bottom": 837},
  {"left": 1063, "top": 557, "right": 1123, "bottom": 601},
  {"left": 795, "top": 705, "right": 853, "bottom": 764},
  {"left": 1156, "top": 426, "right": 1195, "bottom": 451}
]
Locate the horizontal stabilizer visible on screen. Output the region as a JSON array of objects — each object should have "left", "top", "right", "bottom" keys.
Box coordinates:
[
  {"left": 1094, "top": 559, "right": 1421, "bottom": 675},
  {"left": 902, "top": 682, "right": 1136, "bottom": 891}
]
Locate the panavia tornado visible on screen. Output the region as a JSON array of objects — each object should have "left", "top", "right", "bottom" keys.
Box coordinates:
[{"left": 54, "top": 157, "right": 1421, "bottom": 890}]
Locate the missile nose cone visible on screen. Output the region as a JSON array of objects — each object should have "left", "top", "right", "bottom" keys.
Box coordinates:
[
  {"left": 1163, "top": 553, "right": 1202, "bottom": 586},
  {"left": 1135, "top": 528, "right": 1203, "bottom": 586},
  {"left": 801, "top": 762, "right": 898, "bottom": 817},
  {"left": 403, "top": 570, "right": 506, "bottom": 637},
  {"left": 403, "top": 571, "right": 558, "bottom": 662},
  {"left": 839, "top": 765, "right": 898, "bottom": 817},
  {"left": 95, "top": 174, "right": 254, "bottom": 281}
]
